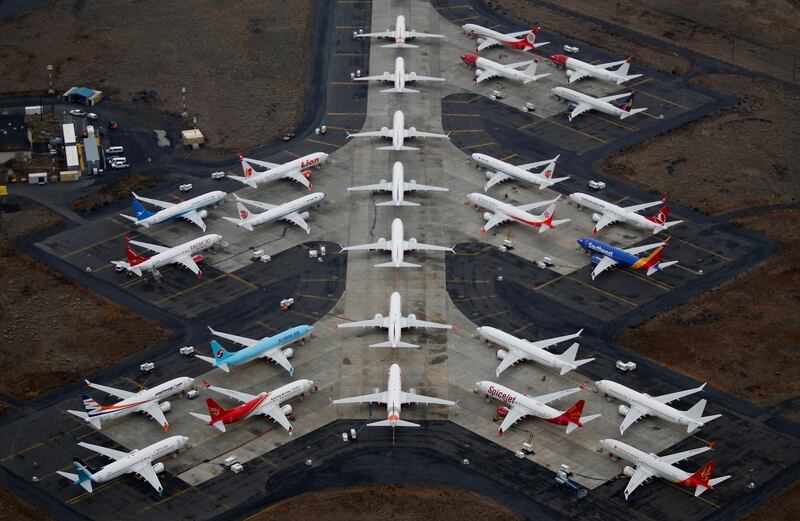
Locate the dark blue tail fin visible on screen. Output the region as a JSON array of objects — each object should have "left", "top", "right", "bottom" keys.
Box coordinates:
[{"left": 132, "top": 200, "right": 155, "bottom": 219}]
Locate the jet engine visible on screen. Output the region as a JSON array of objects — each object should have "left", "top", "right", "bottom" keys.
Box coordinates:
[
  {"left": 407, "top": 237, "right": 418, "bottom": 249},
  {"left": 496, "top": 405, "right": 509, "bottom": 418},
  {"left": 152, "top": 463, "right": 165, "bottom": 474},
  {"left": 623, "top": 466, "right": 636, "bottom": 478},
  {"left": 302, "top": 170, "right": 312, "bottom": 179},
  {"left": 281, "top": 404, "right": 293, "bottom": 416},
  {"left": 496, "top": 349, "right": 508, "bottom": 360},
  {"left": 283, "top": 348, "right": 294, "bottom": 359},
  {"left": 379, "top": 179, "right": 387, "bottom": 184},
  {"left": 485, "top": 171, "right": 496, "bottom": 180},
  {"left": 299, "top": 211, "right": 310, "bottom": 220},
  {"left": 196, "top": 210, "right": 208, "bottom": 219},
  {"left": 409, "top": 387, "right": 416, "bottom": 395},
  {"left": 159, "top": 401, "right": 172, "bottom": 413},
  {"left": 373, "top": 313, "right": 384, "bottom": 322},
  {"left": 618, "top": 405, "right": 630, "bottom": 416},
  {"left": 383, "top": 72, "right": 392, "bottom": 81},
  {"left": 591, "top": 213, "right": 602, "bottom": 223},
  {"left": 409, "top": 127, "right": 417, "bottom": 133},
  {"left": 408, "top": 179, "right": 416, "bottom": 185},
  {"left": 378, "top": 238, "right": 387, "bottom": 247},
  {"left": 192, "top": 254, "right": 204, "bottom": 264},
  {"left": 590, "top": 255, "right": 603, "bottom": 265},
  {"left": 483, "top": 212, "right": 494, "bottom": 221},
  {"left": 565, "top": 69, "right": 574, "bottom": 78},
  {"left": 475, "top": 69, "right": 485, "bottom": 77},
  {"left": 407, "top": 313, "right": 416, "bottom": 321},
  {"left": 380, "top": 126, "right": 389, "bottom": 133},
  {"left": 373, "top": 387, "right": 381, "bottom": 394}
]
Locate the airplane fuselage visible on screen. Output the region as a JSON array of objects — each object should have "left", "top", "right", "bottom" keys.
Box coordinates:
[
  {"left": 85, "top": 377, "right": 194, "bottom": 424},
  {"left": 596, "top": 380, "right": 697, "bottom": 429},
  {"left": 243, "top": 193, "right": 325, "bottom": 228},
  {"left": 461, "top": 23, "right": 535, "bottom": 50},
  {"left": 241, "top": 152, "right": 328, "bottom": 187},
  {"left": 477, "top": 327, "right": 576, "bottom": 373},
  {"left": 467, "top": 193, "right": 546, "bottom": 229},
  {"left": 226, "top": 380, "right": 315, "bottom": 424},
  {"left": 559, "top": 57, "right": 626, "bottom": 83},
  {"left": 217, "top": 325, "right": 313, "bottom": 369},
  {"left": 476, "top": 381, "right": 561, "bottom": 421},
  {"left": 391, "top": 110, "right": 406, "bottom": 149},
  {"left": 385, "top": 364, "right": 404, "bottom": 424},
  {"left": 570, "top": 192, "right": 662, "bottom": 232},
  {"left": 471, "top": 153, "right": 557, "bottom": 189},
  {"left": 577, "top": 238, "right": 653, "bottom": 271},
  {"left": 87, "top": 436, "right": 188, "bottom": 484},
  {"left": 601, "top": 439, "right": 692, "bottom": 484},
  {"left": 390, "top": 217, "right": 406, "bottom": 264},
  {"left": 467, "top": 55, "right": 531, "bottom": 83},
  {"left": 387, "top": 292, "right": 404, "bottom": 346},
  {"left": 136, "top": 234, "right": 222, "bottom": 273},
  {"left": 552, "top": 87, "right": 628, "bottom": 118},
  {"left": 135, "top": 191, "right": 226, "bottom": 228}
]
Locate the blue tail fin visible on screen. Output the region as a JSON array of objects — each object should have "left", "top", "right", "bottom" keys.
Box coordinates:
[
  {"left": 132, "top": 200, "right": 155, "bottom": 219},
  {"left": 614, "top": 92, "right": 635, "bottom": 112},
  {"left": 210, "top": 340, "right": 230, "bottom": 361}
]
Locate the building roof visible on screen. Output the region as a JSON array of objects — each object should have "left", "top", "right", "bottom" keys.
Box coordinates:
[
  {"left": 65, "top": 145, "right": 79, "bottom": 168},
  {"left": 0, "top": 114, "right": 30, "bottom": 151},
  {"left": 83, "top": 136, "right": 99, "bottom": 163},
  {"left": 64, "top": 86, "right": 101, "bottom": 98},
  {"left": 62, "top": 123, "right": 76, "bottom": 144}
]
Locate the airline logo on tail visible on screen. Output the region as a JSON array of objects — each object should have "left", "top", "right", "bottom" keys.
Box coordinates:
[
  {"left": 239, "top": 209, "right": 249, "bottom": 220},
  {"left": 616, "top": 92, "right": 636, "bottom": 112},
  {"left": 646, "top": 205, "right": 670, "bottom": 225},
  {"left": 682, "top": 461, "right": 715, "bottom": 489},
  {"left": 125, "top": 245, "right": 149, "bottom": 267},
  {"left": 238, "top": 154, "right": 254, "bottom": 178},
  {"left": 543, "top": 167, "right": 554, "bottom": 179}
]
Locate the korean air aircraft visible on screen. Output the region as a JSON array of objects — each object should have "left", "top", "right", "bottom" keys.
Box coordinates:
[{"left": 577, "top": 237, "right": 678, "bottom": 280}]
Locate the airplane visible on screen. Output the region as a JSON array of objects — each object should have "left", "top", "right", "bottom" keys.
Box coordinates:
[
  {"left": 67, "top": 377, "right": 194, "bottom": 432},
  {"left": 569, "top": 192, "right": 682, "bottom": 234},
  {"left": 337, "top": 291, "right": 452, "bottom": 348},
  {"left": 196, "top": 324, "right": 313, "bottom": 375},
  {"left": 221, "top": 192, "right": 325, "bottom": 234},
  {"left": 552, "top": 87, "right": 648, "bottom": 121},
  {"left": 467, "top": 193, "right": 570, "bottom": 234},
  {"left": 461, "top": 53, "right": 549, "bottom": 84},
  {"left": 600, "top": 439, "right": 731, "bottom": 500},
  {"left": 353, "top": 15, "right": 443, "bottom": 48},
  {"left": 596, "top": 380, "right": 721, "bottom": 435},
  {"left": 332, "top": 364, "right": 455, "bottom": 428},
  {"left": 346, "top": 110, "right": 449, "bottom": 151},
  {"left": 340, "top": 217, "right": 453, "bottom": 268},
  {"left": 57, "top": 435, "right": 188, "bottom": 496},
  {"left": 111, "top": 233, "right": 222, "bottom": 278},
  {"left": 462, "top": 24, "right": 549, "bottom": 52},
  {"left": 577, "top": 237, "right": 679, "bottom": 280},
  {"left": 354, "top": 56, "right": 445, "bottom": 93},
  {"left": 550, "top": 54, "right": 642, "bottom": 85},
  {"left": 477, "top": 326, "right": 592, "bottom": 377},
  {"left": 346, "top": 161, "right": 449, "bottom": 207},
  {"left": 119, "top": 190, "right": 226, "bottom": 231},
  {"left": 476, "top": 381, "right": 600, "bottom": 435},
  {"left": 190, "top": 379, "right": 315, "bottom": 434},
  {"left": 229, "top": 152, "right": 328, "bottom": 189},
  {"left": 471, "top": 152, "right": 567, "bottom": 191}
]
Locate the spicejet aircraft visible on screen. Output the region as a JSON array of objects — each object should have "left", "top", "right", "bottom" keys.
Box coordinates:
[{"left": 462, "top": 24, "right": 549, "bottom": 52}]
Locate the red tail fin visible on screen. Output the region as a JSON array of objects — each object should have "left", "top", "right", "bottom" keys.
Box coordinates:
[
  {"left": 684, "top": 461, "right": 715, "bottom": 489},
  {"left": 125, "top": 246, "right": 149, "bottom": 266},
  {"left": 545, "top": 399, "right": 585, "bottom": 426},
  {"left": 646, "top": 205, "right": 670, "bottom": 225},
  {"left": 206, "top": 398, "right": 227, "bottom": 423}
]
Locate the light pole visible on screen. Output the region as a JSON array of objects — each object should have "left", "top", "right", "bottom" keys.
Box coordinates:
[
  {"left": 46, "top": 64, "right": 54, "bottom": 95},
  {"left": 181, "top": 86, "right": 188, "bottom": 118}
]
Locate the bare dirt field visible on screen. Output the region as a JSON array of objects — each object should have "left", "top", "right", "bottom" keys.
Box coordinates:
[
  {"left": 0, "top": 201, "right": 170, "bottom": 400},
  {"left": 70, "top": 173, "right": 161, "bottom": 212},
  {"left": 741, "top": 480, "right": 800, "bottom": 521},
  {"left": 251, "top": 485, "right": 523, "bottom": 521},
  {"left": 0, "top": 0, "right": 316, "bottom": 152},
  {"left": 0, "top": 486, "right": 50, "bottom": 521}
]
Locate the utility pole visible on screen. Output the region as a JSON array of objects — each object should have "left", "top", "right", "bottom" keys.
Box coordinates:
[
  {"left": 181, "top": 86, "right": 188, "bottom": 119},
  {"left": 46, "top": 64, "right": 54, "bottom": 95}
]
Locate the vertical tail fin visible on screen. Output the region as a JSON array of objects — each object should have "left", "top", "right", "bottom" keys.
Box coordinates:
[
  {"left": 523, "top": 59, "right": 540, "bottom": 77},
  {"left": 82, "top": 394, "right": 102, "bottom": 414},
  {"left": 556, "top": 343, "right": 595, "bottom": 375},
  {"left": 131, "top": 199, "right": 155, "bottom": 220},
  {"left": 646, "top": 205, "right": 670, "bottom": 225},
  {"left": 210, "top": 340, "right": 230, "bottom": 361},
  {"left": 125, "top": 245, "right": 149, "bottom": 266},
  {"left": 614, "top": 92, "right": 636, "bottom": 112},
  {"left": 616, "top": 57, "right": 633, "bottom": 77},
  {"left": 685, "top": 399, "right": 722, "bottom": 432},
  {"left": 684, "top": 461, "right": 731, "bottom": 496},
  {"left": 239, "top": 154, "right": 254, "bottom": 178},
  {"left": 206, "top": 397, "right": 228, "bottom": 431}
]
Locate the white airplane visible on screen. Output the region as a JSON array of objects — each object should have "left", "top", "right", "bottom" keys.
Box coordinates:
[
  {"left": 341, "top": 218, "right": 453, "bottom": 268},
  {"left": 461, "top": 53, "right": 549, "bottom": 84},
  {"left": 569, "top": 192, "right": 682, "bottom": 234},
  {"left": 471, "top": 152, "right": 567, "bottom": 191},
  {"left": 462, "top": 24, "right": 549, "bottom": 52},
  {"left": 222, "top": 192, "right": 325, "bottom": 233},
  {"left": 337, "top": 291, "right": 452, "bottom": 348},
  {"left": 477, "top": 326, "right": 592, "bottom": 377},
  {"left": 347, "top": 161, "right": 449, "bottom": 207},
  {"left": 550, "top": 54, "right": 642, "bottom": 85},
  {"left": 119, "top": 190, "right": 226, "bottom": 232},
  {"left": 353, "top": 15, "right": 443, "bottom": 48},
  {"left": 600, "top": 439, "right": 731, "bottom": 500},
  {"left": 67, "top": 377, "right": 194, "bottom": 432},
  {"left": 552, "top": 87, "right": 648, "bottom": 121},
  {"left": 596, "top": 380, "right": 721, "bottom": 435},
  {"left": 467, "top": 193, "right": 570, "bottom": 234},
  {"left": 476, "top": 381, "right": 600, "bottom": 435},
  {"left": 229, "top": 152, "right": 328, "bottom": 189},
  {"left": 111, "top": 233, "right": 222, "bottom": 278},
  {"left": 354, "top": 57, "right": 445, "bottom": 93},
  {"left": 57, "top": 435, "right": 188, "bottom": 496},
  {"left": 190, "top": 379, "right": 315, "bottom": 434},
  {"left": 346, "top": 110, "right": 450, "bottom": 151},
  {"left": 333, "top": 364, "right": 455, "bottom": 428}
]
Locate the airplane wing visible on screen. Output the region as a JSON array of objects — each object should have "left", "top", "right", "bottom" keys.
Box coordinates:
[
  {"left": 624, "top": 242, "right": 666, "bottom": 256},
  {"left": 591, "top": 256, "right": 618, "bottom": 279},
  {"left": 624, "top": 465, "right": 655, "bottom": 499},
  {"left": 285, "top": 171, "right": 312, "bottom": 189},
  {"left": 653, "top": 386, "right": 704, "bottom": 405},
  {"left": 175, "top": 254, "right": 201, "bottom": 277},
  {"left": 85, "top": 380, "right": 135, "bottom": 400},
  {"left": 401, "top": 391, "right": 454, "bottom": 406},
  {"left": 600, "top": 91, "right": 634, "bottom": 103},
  {"left": 127, "top": 239, "right": 169, "bottom": 254},
  {"left": 355, "top": 30, "right": 396, "bottom": 39},
  {"left": 596, "top": 59, "right": 628, "bottom": 70},
  {"left": 337, "top": 317, "right": 389, "bottom": 329},
  {"left": 476, "top": 37, "right": 501, "bottom": 52},
  {"left": 404, "top": 317, "right": 452, "bottom": 329},
  {"left": 593, "top": 213, "right": 617, "bottom": 232},
  {"left": 405, "top": 129, "right": 449, "bottom": 140},
  {"left": 483, "top": 212, "right": 510, "bottom": 232},
  {"left": 499, "top": 404, "right": 528, "bottom": 434},
  {"left": 405, "top": 31, "right": 443, "bottom": 39},
  {"left": 233, "top": 194, "right": 277, "bottom": 211},
  {"left": 624, "top": 200, "right": 663, "bottom": 213},
  {"left": 341, "top": 241, "right": 390, "bottom": 252},
  {"left": 507, "top": 59, "right": 536, "bottom": 70},
  {"left": 660, "top": 445, "right": 713, "bottom": 465},
  {"left": 333, "top": 391, "right": 387, "bottom": 405},
  {"left": 258, "top": 348, "right": 294, "bottom": 376},
  {"left": 354, "top": 74, "right": 395, "bottom": 82},
  {"left": 506, "top": 30, "right": 531, "bottom": 38},
  {"left": 142, "top": 403, "right": 169, "bottom": 431},
  {"left": 260, "top": 405, "right": 293, "bottom": 433},
  {"left": 517, "top": 197, "right": 559, "bottom": 213},
  {"left": 533, "top": 387, "right": 582, "bottom": 404},
  {"left": 410, "top": 74, "right": 445, "bottom": 83},
  {"left": 245, "top": 157, "right": 281, "bottom": 169},
  {"left": 567, "top": 71, "right": 592, "bottom": 84},
  {"left": 528, "top": 330, "right": 583, "bottom": 350},
  {"left": 348, "top": 182, "right": 392, "bottom": 192},
  {"left": 404, "top": 240, "right": 453, "bottom": 252},
  {"left": 569, "top": 102, "right": 594, "bottom": 120},
  {"left": 496, "top": 349, "right": 527, "bottom": 376},
  {"left": 206, "top": 384, "right": 256, "bottom": 404},
  {"left": 283, "top": 212, "right": 310, "bottom": 234},
  {"left": 619, "top": 404, "right": 648, "bottom": 434},
  {"left": 77, "top": 441, "right": 128, "bottom": 461},
  {"left": 403, "top": 182, "right": 449, "bottom": 193},
  {"left": 516, "top": 157, "right": 558, "bottom": 171},
  {"left": 208, "top": 326, "right": 258, "bottom": 347},
  {"left": 347, "top": 129, "right": 392, "bottom": 139},
  {"left": 181, "top": 210, "right": 206, "bottom": 230},
  {"left": 133, "top": 194, "right": 175, "bottom": 209},
  {"left": 485, "top": 172, "right": 511, "bottom": 191},
  {"left": 475, "top": 70, "right": 500, "bottom": 83},
  {"left": 133, "top": 462, "right": 164, "bottom": 495}
]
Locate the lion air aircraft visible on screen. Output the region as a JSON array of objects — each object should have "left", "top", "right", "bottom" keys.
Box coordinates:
[
  {"left": 550, "top": 54, "right": 642, "bottom": 85},
  {"left": 462, "top": 24, "right": 549, "bottom": 52},
  {"left": 222, "top": 192, "right": 325, "bottom": 233},
  {"left": 229, "top": 152, "right": 328, "bottom": 189},
  {"left": 332, "top": 364, "right": 456, "bottom": 428},
  {"left": 552, "top": 87, "right": 648, "bottom": 121},
  {"left": 471, "top": 152, "right": 567, "bottom": 191},
  {"left": 354, "top": 15, "right": 443, "bottom": 48},
  {"left": 600, "top": 439, "right": 731, "bottom": 500},
  {"left": 354, "top": 57, "right": 445, "bottom": 93},
  {"left": 347, "top": 161, "right": 449, "bottom": 206},
  {"left": 337, "top": 291, "right": 452, "bottom": 348},
  {"left": 111, "top": 234, "right": 222, "bottom": 278},
  {"left": 467, "top": 193, "right": 570, "bottom": 234},
  {"left": 340, "top": 217, "right": 453, "bottom": 268},
  {"left": 346, "top": 110, "right": 450, "bottom": 151},
  {"left": 461, "top": 53, "right": 549, "bottom": 84},
  {"left": 476, "top": 381, "right": 600, "bottom": 435}
]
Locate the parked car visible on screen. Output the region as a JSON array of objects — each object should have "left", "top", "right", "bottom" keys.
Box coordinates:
[
  {"left": 69, "top": 109, "right": 86, "bottom": 117},
  {"left": 86, "top": 112, "right": 98, "bottom": 120}
]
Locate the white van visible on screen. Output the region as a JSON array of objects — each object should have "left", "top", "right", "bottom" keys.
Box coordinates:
[{"left": 106, "top": 146, "right": 124, "bottom": 155}]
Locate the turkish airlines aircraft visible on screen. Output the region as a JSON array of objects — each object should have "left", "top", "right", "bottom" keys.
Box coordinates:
[
  {"left": 552, "top": 87, "right": 648, "bottom": 121},
  {"left": 600, "top": 439, "right": 731, "bottom": 500},
  {"left": 471, "top": 152, "right": 567, "bottom": 191},
  {"left": 340, "top": 217, "right": 453, "bottom": 268},
  {"left": 229, "top": 152, "right": 328, "bottom": 189},
  {"left": 222, "top": 192, "right": 325, "bottom": 233},
  {"left": 333, "top": 364, "right": 455, "bottom": 428},
  {"left": 467, "top": 193, "right": 570, "bottom": 234},
  {"left": 111, "top": 233, "right": 222, "bottom": 278},
  {"left": 477, "top": 326, "right": 592, "bottom": 377},
  {"left": 461, "top": 53, "right": 549, "bottom": 84},
  {"left": 120, "top": 190, "right": 226, "bottom": 231},
  {"left": 337, "top": 291, "right": 452, "bottom": 348},
  {"left": 57, "top": 436, "right": 189, "bottom": 496},
  {"left": 596, "top": 380, "right": 721, "bottom": 435},
  {"left": 67, "top": 377, "right": 194, "bottom": 432},
  {"left": 347, "top": 161, "right": 449, "bottom": 206},
  {"left": 462, "top": 24, "right": 549, "bottom": 52},
  {"left": 354, "top": 57, "right": 445, "bottom": 93},
  {"left": 190, "top": 379, "right": 315, "bottom": 434},
  {"left": 354, "top": 15, "right": 443, "bottom": 48},
  {"left": 569, "top": 192, "right": 682, "bottom": 234},
  {"left": 476, "top": 381, "right": 600, "bottom": 435},
  {"left": 346, "top": 110, "right": 450, "bottom": 151},
  {"left": 550, "top": 54, "right": 642, "bottom": 85}
]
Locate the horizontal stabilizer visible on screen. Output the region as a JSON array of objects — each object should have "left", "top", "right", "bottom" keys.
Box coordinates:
[
  {"left": 370, "top": 340, "right": 419, "bottom": 348},
  {"left": 376, "top": 200, "right": 419, "bottom": 207},
  {"left": 189, "top": 412, "right": 212, "bottom": 424},
  {"left": 67, "top": 410, "right": 102, "bottom": 430},
  {"left": 618, "top": 74, "right": 643, "bottom": 85},
  {"left": 194, "top": 354, "right": 217, "bottom": 367},
  {"left": 647, "top": 260, "right": 678, "bottom": 276},
  {"left": 375, "top": 260, "right": 420, "bottom": 268},
  {"left": 620, "top": 108, "right": 648, "bottom": 119},
  {"left": 226, "top": 174, "right": 258, "bottom": 188},
  {"left": 380, "top": 87, "right": 419, "bottom": 93},
  {"left": 377, "top": 145, "right": 419, "bottom": 151},
  {"left": 382, "top": 43, "right": 419, "bottom": 49},
  {"left": 368, "top": 419, "right": 420, "bottom": 427},
  {"left": 118, "top": 214, "right": 139, "bottom": 223}
]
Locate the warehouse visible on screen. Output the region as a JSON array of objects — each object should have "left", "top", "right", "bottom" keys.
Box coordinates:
[{"left": 63, "top": 86, "right": 103, "bottom": 106}]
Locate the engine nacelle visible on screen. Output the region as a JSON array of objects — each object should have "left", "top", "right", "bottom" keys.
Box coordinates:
[
  {"left": 281, "top": 404, "right": 293, "bottom": 416},
  {"left": 623, "top": 466, "right": 635, "bottom": 478},
  {"left": 565, "top": 69, "right": 574, "bottom": 78},
  {"left": 407, "top": 313, "right": 416, "bottom": 321},
  {"left": 373, "top": 313, "right": 384, "bottom": 322},
  {"left": 618, "top": 405, "right": 630, "bottom": 416},
  {"left": 193, "top": 254, "right": 204, "bottom": 264},
  {"left": 476, "top": 37, "right": 486, "bottom": 45},
  {"left": 590, "top": 255, "right": 603, "bottom": 265},
  {"left": 380, "top": 126, "right": 389, "bottom": 133},
  {"left": 591, "top": 213, "right": 602, "bottom": 223},
  {"left": 475, "top": 69, "right": 485, "bottom": 77},
  {"left": 383, "top": 72, "right": 392, "bottom": 81},
  {"left": 497, "top": 405, "right": 509, "bottom": 417},
  {"left": 485, "top": 171, "right": 495, "bottom": 180},
  {"left": 283, "top": 347, "right": 294, "bottom": 359},
  {"left": 159, "top": 401, "right": 172, "bottom": 413},
  {"left": 407, "top": 237, "right": 417, "bottom": 248},
  {"left": 409, "top": 387, "right": 416, "bottom": 395},
  {"left": 379, "top": 179, "right": 387, "bottom": 184},
  {"left": 373, "top": 387, "right": 381, "bottom": 394},
  {"left": 483, "top": 212, "right": 494, "bottom": 221},
  {"left": 300, "top": 211, "right": 310, "bottom": 220},
  {"left": 409, "top": 126, "right": 417, "bottom": 133},
  {"left": 196, "top": 209, "right": 208, "bottom": 219},
  {"left": 378, "top": 237, "right": 386, "bottom": 247},
  {"left": 408, "top": 179, "right": 416, "bottom": 185},
  {"left": 302, "top": 170, "right": 312, "bottom": 179},
  {"left": 152, "top": 462, "right": 165, "bottom": 474},
  {"left": 496, "top": 349, "right": 508, "bottom": 360}
]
